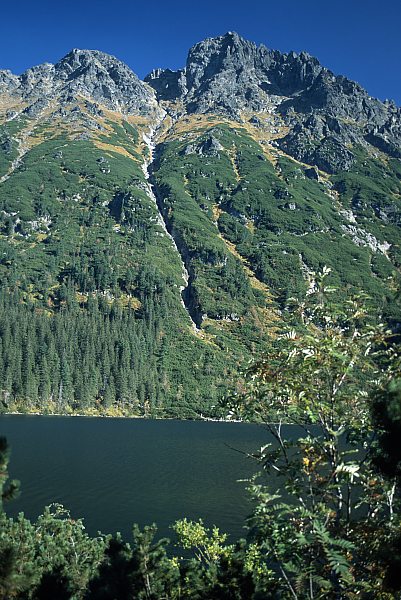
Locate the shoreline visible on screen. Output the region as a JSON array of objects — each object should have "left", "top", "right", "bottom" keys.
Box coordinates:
[{"left": 0, "top": 410, "right": 244, "bottom": 424}]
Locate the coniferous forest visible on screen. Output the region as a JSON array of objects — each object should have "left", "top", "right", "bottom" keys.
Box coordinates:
[
  {"left": 1, "top": 277, "right": 401, "bottom": 598},
  {"left": 0, "top": 282, "right": 228, "bottom": 419}
]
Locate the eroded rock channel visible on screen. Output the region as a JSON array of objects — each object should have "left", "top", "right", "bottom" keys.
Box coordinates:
[{"left": 141, "top": 128, "right": 201, "bottom": 331}]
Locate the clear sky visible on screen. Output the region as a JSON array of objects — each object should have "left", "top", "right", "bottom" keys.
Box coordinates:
[{"left": 1, "top": 0, "right": 400, "bottom": 105}]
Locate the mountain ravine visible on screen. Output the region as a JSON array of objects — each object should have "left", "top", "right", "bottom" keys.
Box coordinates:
[
  {"left": 0, "top": 32, "right": 400, "bottom": 417},
  {"left": 141, "top": 121, "right": 199, "bottom": 330}
]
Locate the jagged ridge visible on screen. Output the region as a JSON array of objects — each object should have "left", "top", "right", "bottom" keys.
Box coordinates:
[
  {"left": 145, "top": 32, "right": 401, "bottom": 172},
  {"left": 1, "top": 33, "right": 401, "bottom": 172}
]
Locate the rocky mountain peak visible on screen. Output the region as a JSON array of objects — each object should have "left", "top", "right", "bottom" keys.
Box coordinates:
[
  {"left": 186, "top": 31, "right": 258, "bottom": 66},
  {"left": 53, "top": 48, "right": 159, "bottom": 114},
  {"left": 145, "top": 32, "right": 401, "bottom": 172},
  {"left": 2, "top": 49, "right": 158, "bottom": 117},
  {"left": 146, "top": 31, "right": 327, "bottom": 115},
  {"left": 184, "top": 31, "right": 259, "bottom": 91},
  {"left": 0, "top": 69, "right": 20, "bottom": 94},
  {"left": 1, "top": 34, "right": 400, "bottom": 173},
  {"left": 55, "top": 48, "right": 132, "bottom": 82}
]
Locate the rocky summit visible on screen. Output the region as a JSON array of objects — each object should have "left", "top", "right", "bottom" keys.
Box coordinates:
[
  {"left": 146, "top": 32, "right": 401, "bottom": 172},
  {"left": 0, "top": 48, "right": 159, "bottom": 117},
  {"left": 0, "top": 33, "right": 400, "bottom": 417}
]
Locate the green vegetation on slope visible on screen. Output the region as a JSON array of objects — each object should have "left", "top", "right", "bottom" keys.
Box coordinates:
[
  {"left": 0, "top": 113, "right": 267, "bottom": 416},
  {"left": 1, "top": 281, "right": 400, "bottom": 599},
  {"left": 0, "top": 117, "right": 28, "bottom": 178},
  {"left": 0, "top": 108, "right": 400, "bottom": 415},
  {"left": 153, "top": 124, "right": 401, "bottom": 314}
]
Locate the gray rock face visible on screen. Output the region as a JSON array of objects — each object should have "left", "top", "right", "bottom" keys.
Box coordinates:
[
  {"left": 146, "top": 32, "right": 401, "bottom": 172},
  {"left": 183, "top": 135, "right": 223, "bottom": 157},
  {"left": 146, "top": 68, "right": 187, "bottom": 101},
  {"left": 145, "top": 32, "right": 327, "bottom": 115},
  {"left": 54, "top": 49, "right": 157, "bottom": 114},
  {"left": 2, "top": 49, "right": 159, "bottom": 117},
  {"left": 23, "top": 96, "right": 50, "bottom": 117},
  {"left": 146, "top": 32, "right": 278, "bottom": 116},
  {"left": 0, "top": 70, "right": 20, "bottom": 94},
  {"left": 1, "top": 35, "right": 400, "bottom": 174}
]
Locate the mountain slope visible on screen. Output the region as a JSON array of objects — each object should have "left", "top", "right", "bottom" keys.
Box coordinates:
[{"left": 0, "top": 33, "right": 399, "bottom": 416}]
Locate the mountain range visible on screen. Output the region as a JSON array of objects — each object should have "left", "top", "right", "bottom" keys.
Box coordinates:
[{"left": 0, "top": 32, "right": 400, "bottom": 417}]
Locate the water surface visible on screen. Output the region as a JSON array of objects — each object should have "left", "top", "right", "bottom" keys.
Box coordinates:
[{"left": 0, "top": 415, "right": 269, "bottom": 541}]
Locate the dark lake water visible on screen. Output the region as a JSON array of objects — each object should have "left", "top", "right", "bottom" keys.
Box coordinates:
[{"left": 0, "top": 415, "right": 270, "bottom": 542}]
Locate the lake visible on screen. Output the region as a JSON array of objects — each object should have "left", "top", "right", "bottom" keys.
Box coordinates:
[{"left": 0, "top": 415, "right": 270, "bottom": 542}]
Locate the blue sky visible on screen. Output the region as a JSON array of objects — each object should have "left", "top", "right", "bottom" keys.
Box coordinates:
[{"left": 1, "top": 0, "right": 400, "bottom": 104}]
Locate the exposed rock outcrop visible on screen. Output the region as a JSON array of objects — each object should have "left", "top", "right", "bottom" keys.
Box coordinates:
[
  {"left": 1, "top": 34, "right": 400, "bottom": 173},
  {"left": 146, "top": 32, "right": 401, "bottom": 172},
  {"left": 1, "top": 49, "right": 160, "bottom": 117}
]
